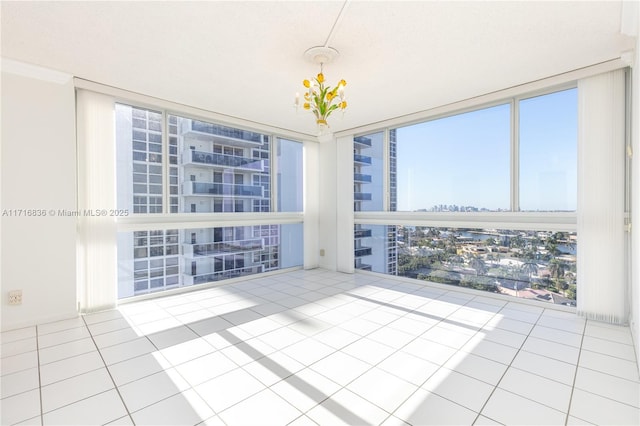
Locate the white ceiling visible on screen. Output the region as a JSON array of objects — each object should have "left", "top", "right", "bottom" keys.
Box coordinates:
[{"left": 1, "top": 1, "right": 633, "bottom": 137}]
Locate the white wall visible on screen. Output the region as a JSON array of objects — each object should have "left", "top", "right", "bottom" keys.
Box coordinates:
[
  {"left": 1, "top": 70, "right": 78, "bottom": 330},
  {"left": 631, "top": 31, "right": 640, "bottom": 371}
]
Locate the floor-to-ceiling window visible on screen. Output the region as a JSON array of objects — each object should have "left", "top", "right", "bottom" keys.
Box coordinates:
[
  {"left": 115, "top": 105, "right": 304, "bottom": 299},
  {"left": 354, "top": 87, "right": 578, "bottom": 306}
]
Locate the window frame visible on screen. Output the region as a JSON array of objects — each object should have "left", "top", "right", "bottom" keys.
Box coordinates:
[{"left": 352, "top": 83, "right": 578, "bottom": 234}]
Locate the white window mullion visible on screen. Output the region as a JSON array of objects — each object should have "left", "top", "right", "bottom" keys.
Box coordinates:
[{"left": 511, "top": 98, "right": 520, "bottom": 212}]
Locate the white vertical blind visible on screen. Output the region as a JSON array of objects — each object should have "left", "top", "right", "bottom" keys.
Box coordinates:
[
  {"left": 76, "top": 89, "right": 118, "bottom": 313},
  {"left": 577, "top": 69, "right": 627, "bottom": 324}
]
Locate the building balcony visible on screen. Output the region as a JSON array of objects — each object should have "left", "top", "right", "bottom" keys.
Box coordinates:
[
  {"left": 183, "top": 149, "right": 264, "bottom": 171},
  {"left": 183, "top": 239, "right": 264, "bottom": 258},
  {"left": 353, "top": 136, "right": 373, "bottom": 147},
  {"left": 354, "top": 229, "right": 372, "bottom": 238},
  {"left": 183, "top": 265, "right": 264, "bottom": 285},
  {"left": 355, "top": 263, "right": 372, "bottom": 271},
  {"left": 354, "top": 247, "right": 373, "bottom": 257},
  {"left": 185, "top": 121, "right": 267, "bottom": 145},
  {"left": 183, "top": 181, "right": 263, "bottom": 197},
  {"left": 354, "top": 192, "right": 372, "bottom": 201},
  {"left": 354, "top": 173, "right": 372, "bottom": 183},
  {"left": 353, "top": 154, "right": 372, "bottom": 165}
]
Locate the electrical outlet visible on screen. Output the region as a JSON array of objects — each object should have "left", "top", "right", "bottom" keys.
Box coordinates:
[
  {"left": 320, "top": 249, "right": 325, "bottom": 256},
  {"left": 8, "top": 290, "right": 22, "bottom": 305}
]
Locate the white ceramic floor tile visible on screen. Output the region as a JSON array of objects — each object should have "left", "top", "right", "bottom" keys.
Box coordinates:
[
  {"left": 485, "top": 316, "right": 534, "bottom": 335},
  {"left": 37, "top": 317, "right": 86, "bottom": 335},
  {"left": 186, "top": 316, "right": 234, "bottom": 336},
  {"left": 346, "top": 366, "right": 418, "bottom": 413},
  {"left": 41, "top": 367, "right": 114, "bottom": 413},
  {"left": 306, "top": 388, "right": 389, "bottom": 426},
  {"left": 528, "top": 324, "right": 583, "bottom": 348},
  {"left": 536, "top": 313, "right": 586, "bottom": 334},
  {"left": 38, "top": 337, "right": 96, "bottom": 365},
  {"left": 481, "top": 388, "right": 566, "bottom": 425},
  {"left": 82, "top": 309, "right": 125, "bottom": 325},
  {"left": 100, "top": 337, "right": 156, "bottom": 365},
  {"left": 42, "top": 389, "right": 127, "bottom": 425},
  {"left": 40, "top": 350, "right": 105, "bottom": 386},
  {"left": 136, "top": 317, "right": 183, "bottom": 335},
  {"left": 194, "top": 367, "right": 266, "bottom": 413},
  {"left": 312, "top": 326, "right": 361, "bottom": 350},
  {"left": 130, "top": 389, "right": 214, "bottom": 426},
  {"left": 581, "top": 335, "right": 637, "bottom": 361},
  {"left": 218, "top": 388, "right": 302, "bottom": 426},
  {"left": 87, "top": 317, "right": 134, "bottom": 336},
  {"left": 1, "top": 337, "right": 37, "bottom": 358},
  {"left": 256, "top": 326, "right": 307, "bottom": 350},
  {"left": 520, "top": 336, "right": 579, "bottom": 364},
  {"left": 281, "top": 337, "right": 335, "bottom": 366},
  {"left": 0, "top": 388, "right": 41, "bottom": 425},
  {"left": 510, "top": 349, "right": 576, "bottom": 385},
  {"left": 1, "top": 326, "right": 36, "bottom": 343},
  {"left": 107, "top": 352, "right": 169, "bottom": 386},
  {"left": 0, "top": 350, "right": 38, "bottom": 376},
  {"left": 569, "top": 388, "right": 640, "bottom": 425},
  {"left": 271, "top": 367, "right": 341, "bottom": 413},
  {"left": 498, "top": 367, "right": 572, "bottom": 412},
  {"left": 473, "top": 415, "right": 503, "bottom": 425},
  {"left": 310, "top": 351, "right": 372, "bottom": 386},
  {"left": 174, "top": 350, "right": 238, "bottom": 386},
  {"left": 584, "top": 322, "right": 633, "bottom": 345},
  {"left": 460, "top": 336, "right": 518, "bottom": 365},
  {"left": 147, "top": 325, "right": 200, "bottom": 350},
  {"left": 574, "top": 366, "right": 640, "bottom": 407},
  {"left": 0, "top": 366, "right": 39, "bottom": 398},
  {"left": 342, "top": 337, "right": 396, "bottom": 366},
  {"left": 393, "top": 387, "right": 478, "bottom": 426},
  {"left": 443, "top": 351, "right": 509, "bottom": 386},
  {"left": 479, "top": 326, "right": 527, "bottom": 349},
  {"left": 105, "top": 415, "right": 135, "bottom": 425},
  {"left": 377, "top": 349, "right": 440, "bottom": 387},
  {"left": 422, "top": 367, "right": 494, "bottom": 412},
  {"left": 93, "top": 327, "right": 141, "bottom": 349},
  {"left": 421, "top": 323, "right": 476, "bottom": 349},
  {"left": 38, "top": 327, "right": 90, "bottom": 348},
  {"left": 578, "top": 349, "right": 640, "bottom": 381},
  {"left": 118, "top": 368, "right": 189, "bottom": 413},
  {"left": 402, "top": 333, "right": 458, "bottom": 365}
]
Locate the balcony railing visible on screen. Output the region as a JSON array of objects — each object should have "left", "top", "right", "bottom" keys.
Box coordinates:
[
  {"left": 354, "top": 173, "right": 372, "bottom": 183},
  {"left": 353, "top": 136, "right": 373, "bottom": 147},
  {"left": 190, "top": 239, "right": 264, "bottom": 256},
  {"left": 353, "top": 154, "right": 372, "bottom": 164},
  {"left": 354, "top": 192, "right": 372, "bottom": 201},
  {"left": 354, "top": 229, "right": 373, "bottom": 238},
  {"left": 188, "top": 266, "right": 264, "bottom": 285},
  {"left": 189, "top": 182, "right": 263, "bottom": 197},
  {"left": 354, "top": 247, "right": 373, "bottom": 257},
  {"left": 187, "top": 150, "right": 263, "bottom": 170},
  {"left": 190, "top": 121, "right": 266, "bottom": 144}
]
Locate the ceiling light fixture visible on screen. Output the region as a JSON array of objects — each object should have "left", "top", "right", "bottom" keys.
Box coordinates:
[{"left": 295, "top": 46, "right": 347, "bottom": 134}]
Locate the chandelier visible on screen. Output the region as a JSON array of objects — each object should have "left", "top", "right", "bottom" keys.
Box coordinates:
[{"left": 295, "top": 46, "right": 347, "bottom": 132}]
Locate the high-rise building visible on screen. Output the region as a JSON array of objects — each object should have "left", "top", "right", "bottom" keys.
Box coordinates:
[
  {"left": 116, "top": 105, "right": 283, "bottom": 298},
  {"left": 353, "top": 132, "right": 397, "bottom": 274}
]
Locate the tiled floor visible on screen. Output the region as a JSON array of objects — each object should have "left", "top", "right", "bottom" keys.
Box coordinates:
[{"left": 2, "top": 269, "right": 639, "bottom": 425}]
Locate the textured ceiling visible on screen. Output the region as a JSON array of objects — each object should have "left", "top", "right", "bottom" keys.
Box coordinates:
[{"left": 1, "top": 1, "right": 632, "bottom": 137}]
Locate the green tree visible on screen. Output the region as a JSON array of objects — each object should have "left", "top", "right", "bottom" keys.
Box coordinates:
[{"left": 469, "top": 256, "right": 487, "bottom": 277}]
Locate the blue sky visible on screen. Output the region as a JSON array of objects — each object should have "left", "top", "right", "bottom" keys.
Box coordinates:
[{"left": 396, "top": 88, "right": 577, "bottom": 212}]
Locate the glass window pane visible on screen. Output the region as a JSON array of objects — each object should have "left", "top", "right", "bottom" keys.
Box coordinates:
[
  {"left": 519, "top": 88, "right": 577, "bottom": 212},
  {"left": 394, "top": 104, "right": 510, "bottom": 212},
  {"left": 117, "top": 224, "right": 303, "bottom": 298},
  {"left": 116, "top": 104, "right": 164, "bottom": 213},
  {"left": 277, "top": 138, "right": 303, "bottom": 212},
  {"left": 353, "top": 132, "right": 384, "bottom": 211}
]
